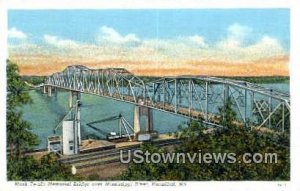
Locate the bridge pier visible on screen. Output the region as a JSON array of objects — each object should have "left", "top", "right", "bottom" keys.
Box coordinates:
[
  {"left": 66, "top": 90, "right": 82, "bottom": 146},
  {"left": 69, "top": 91, "right": 73, "bottom": 108},
  {"left": 69, "top": 91, "right": 80, "bottom": 108},
  {"left": 44, "top": 86, "right": 57, "bottom": 97},
  {"left": 134, "top": 106, "right": 141, "bottom": 136},
  {"left": 133, "top": 104, "right": 154, "bottom": 139},
  {"left": 76, "top": 94, "right": 81, "bottom": 145},
  {"left": 54, "top": 87, "right": 57, "bottom": 97}
]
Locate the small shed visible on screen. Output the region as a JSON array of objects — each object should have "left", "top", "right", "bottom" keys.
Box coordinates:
[{"left": 47, "top": 135, "right": 62, "bottom": 153}]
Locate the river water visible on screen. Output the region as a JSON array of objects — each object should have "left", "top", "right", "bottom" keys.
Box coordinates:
[{"left": 21, "top": 82, "right": 289, "bottom": 149}]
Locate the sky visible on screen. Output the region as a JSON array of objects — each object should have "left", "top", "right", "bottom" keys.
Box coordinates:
[{"left": 8, "top": 9, "right": 290, "bottom": 76}]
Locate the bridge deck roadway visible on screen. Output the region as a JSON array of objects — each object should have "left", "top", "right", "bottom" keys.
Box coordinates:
[{"left": 44, "top": 85, "right": 282, "bottom": 131}]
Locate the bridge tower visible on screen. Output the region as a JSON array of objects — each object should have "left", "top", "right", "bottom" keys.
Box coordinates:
[
  {"left": 134, "top": 103, "right": 154, "bottom": 139},
  {"left": 61, "top": 91, "right": 82, "bottom": 155}
]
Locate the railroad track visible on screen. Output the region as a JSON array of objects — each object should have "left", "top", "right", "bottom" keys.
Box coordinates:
[{"left": 58, "top": 139, "right": 181, "bottom": 169}]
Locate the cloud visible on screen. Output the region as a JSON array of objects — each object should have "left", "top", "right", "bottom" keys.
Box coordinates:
[
  {"left": 9, "top": 23, "right": 287, "bottom": 67},
  {"left": 211, "top": 23, "right": 286, "bottom": 61},
  {"left": 187, "top": 35, "right": 208, "bottom": 48},
  {"left": 217, "top": 23, "right": 253, "bottom": 49},
  {"left": 245, "top": 35, "right": 285, "bottom": 58},
  {"left": 8, "top": 27, "right": 27, "bottom": 39},
  {"left": 97, "top": 26, "right": 140, "bottom": 45},
  {"left": 227, "top": 23, "right": 252, "bottom": 42},
  {"left": 44, "top": 34, "right": 79, "bottom": 48}
]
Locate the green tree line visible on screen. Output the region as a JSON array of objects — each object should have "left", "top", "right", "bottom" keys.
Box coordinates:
[
  {"left": 120, "top": 101, "right": 290, "bottom": 180},
  {"left": 7, "top": 60, "right": 77, "bottom": 180}
]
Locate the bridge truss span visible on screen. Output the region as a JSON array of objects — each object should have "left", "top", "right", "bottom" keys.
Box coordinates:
[{"left": 44, "top": 65, "right": 290, "bottom": 132}]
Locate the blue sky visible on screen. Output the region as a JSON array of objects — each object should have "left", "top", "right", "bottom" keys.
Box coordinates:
[
  {"left": 8, "top": 9, "right": 289, "bottom": 48},
  {"left": 7, "top": 9, "right": 290, "bottom": 76}
]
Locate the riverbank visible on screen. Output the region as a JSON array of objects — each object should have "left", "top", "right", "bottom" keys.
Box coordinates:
[
  {"left": 138, "top": 76, "right": 290, "bottom": 84},
  {"left": 224, "top": 76, "right": 289, "bottom": 84}
]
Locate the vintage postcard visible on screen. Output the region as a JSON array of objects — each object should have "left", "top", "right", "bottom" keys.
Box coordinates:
[{"left": 2, "top": 0, "right": 299, "bottom": 191}]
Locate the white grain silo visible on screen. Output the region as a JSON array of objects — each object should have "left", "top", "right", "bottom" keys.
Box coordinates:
[{"left": 62, "top": 120, "right": 78, "bottom": 155}]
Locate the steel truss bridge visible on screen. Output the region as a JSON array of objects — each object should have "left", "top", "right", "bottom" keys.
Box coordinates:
[{"left": 43, "top": 65, "right": 290, "bottom": 132}]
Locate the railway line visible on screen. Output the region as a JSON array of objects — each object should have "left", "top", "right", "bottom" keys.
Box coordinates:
[{"left": 58, "top": 139, "right": 181, "bottom": 169}]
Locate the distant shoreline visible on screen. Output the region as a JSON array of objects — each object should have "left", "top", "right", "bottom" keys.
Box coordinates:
[
  {"left": 137, "top": 76, "right": 290, "bottom": 84},
  {"left": 223, "top": 76, "right": 290, "bottom": 84},
  {"left": 21, "top": 75, "right": 290, "bottom": 85}
]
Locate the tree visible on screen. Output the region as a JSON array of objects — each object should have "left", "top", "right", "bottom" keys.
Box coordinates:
[
  {"left": 217, "top": 99, "right": 237, "bottom": 129},
  {"left": 6, "top": 60, "right": 38, "bottom": 159},
  {"left": 120, "top": 144, "right": 172, "bottom": 180},
  {"left": 120, "top": 101, "right": 289, "bottom": 180},
  {"left": 7, "top": 153, "right": 80, "bottom": 181},
  {"left": 7, "top": 110, "right": 38, "bottom": 158},
  {"left": 7, "top": 60, "right": 31, "bottom": 109},
  {"left": 6, "top": 60, "right": 78, "bottom": 181}
]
